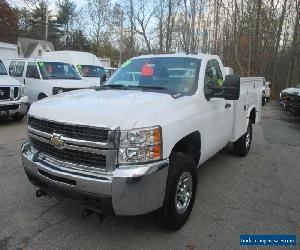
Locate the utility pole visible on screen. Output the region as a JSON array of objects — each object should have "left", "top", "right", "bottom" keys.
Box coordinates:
[
  {"left": 119, "top": 10, "right": 124, "bottom": 67},
  {"left": 45, "top": 4, "right": 48, "bottom": 42}
]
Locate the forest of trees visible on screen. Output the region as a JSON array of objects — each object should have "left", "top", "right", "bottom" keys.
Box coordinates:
[{"left": 0, "top": 0, "right": 299, "bottom": 94}]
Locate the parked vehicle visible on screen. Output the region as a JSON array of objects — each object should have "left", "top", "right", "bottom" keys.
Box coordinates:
[
  {"left": 279, "top": 87, "right": 300, "bottom": 108},
  {"left": 21, "top": 53, "right": 262, "bottom": 230},
  {"left": 43, "top": 51, "right": 106, "bottom": 86},
  {"left": 224, "top": 67, "right": 234, "bottom": 76},
  {"left": 0, "top": 59, "right": 28, "bottom": 121},
  {"left": 289, "top": 89, "right": 300, "bottom": 113},
  {"left": 265, "top": 81, "right": 271, "bottom": 102},
  {"left": 8, "top": 58, "right": 94, "bottom": 104},
  {"left": 105, "top": 67, "right": 117, "bottom": 78}
]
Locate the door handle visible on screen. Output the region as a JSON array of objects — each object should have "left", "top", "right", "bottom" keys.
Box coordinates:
[{"left": 225, "top": 103, "right": 231, "bottom": 109}]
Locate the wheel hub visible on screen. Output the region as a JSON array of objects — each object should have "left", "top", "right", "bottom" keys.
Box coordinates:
[
  {"left": 246, "top": 129, "right": 251, "bottom": 148},
  {"left": 175, "top": 172, "right": 193, "bottom": 214}
]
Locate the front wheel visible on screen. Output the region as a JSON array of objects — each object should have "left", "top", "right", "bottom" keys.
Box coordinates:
[
  {"left": 233, "top": 121, "right": 252, "bottom": 157},
  {"left": 159, "top": 152, "right": 197, "bottom": 231}
]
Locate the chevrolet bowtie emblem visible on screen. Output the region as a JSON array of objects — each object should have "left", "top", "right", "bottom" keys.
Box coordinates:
[{"left": 49, "top": 134, "right": 64, "bottom": 148}]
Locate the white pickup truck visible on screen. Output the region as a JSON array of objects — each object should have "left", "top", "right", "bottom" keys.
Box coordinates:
[
  {"left": 21, "top": 53, "right": 262, "bottom": 230},
  {"left": 0, "top": 58, "right": 28, "bottom": 120}
]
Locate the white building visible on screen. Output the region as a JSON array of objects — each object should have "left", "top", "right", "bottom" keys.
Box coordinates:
[
  {"left": 0, "top": 42, "right": 18, "bottom": 59},
  {"left": 98, "top": 58, "right": 111, "bottom": 68},
  {"left": 18, "top": 37, "right": 54, "bottom": 58}
]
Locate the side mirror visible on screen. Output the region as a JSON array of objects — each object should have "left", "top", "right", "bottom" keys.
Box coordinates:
[
  {"left": 223, "top": 75, "right": 240, "bottom": 100},
  {"left": 100, "top": 74, "right": 107, "bottom": 85}
]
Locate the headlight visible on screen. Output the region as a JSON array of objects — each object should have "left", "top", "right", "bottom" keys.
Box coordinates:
[
  {"left": 118, "top": 126, "right": 162, "bottom": 164},
  {"left": 21, "top": 86, "right": 27, "bottom": 97},
  {"left": 52, "top": 87, "right": 64, "bottom": 95}
]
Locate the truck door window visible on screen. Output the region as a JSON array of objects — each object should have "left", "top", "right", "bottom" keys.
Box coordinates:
[
  {"left": 12, "top": 61, "right": 25, "bottom": 77},
  {"left": 9, "top": 61, "right": 17, "bottom": 75},
  {"left": 0, "top": 60, "right": 7, "bottom": 75},
  {"left": 204, "top": 59, "right": 224, "bottom": 99},
  {"left": 26, "top": 62, "right": 40, "bottom": 79}
]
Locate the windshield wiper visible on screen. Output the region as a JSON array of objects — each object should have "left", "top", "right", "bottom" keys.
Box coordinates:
[
  {"left": 133, "top": 85, "right": 168, "bottom": 91},
  {"left": 99, "top": 84, "right": 129, "bottom": 89}
]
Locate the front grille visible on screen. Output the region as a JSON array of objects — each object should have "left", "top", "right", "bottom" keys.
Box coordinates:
[
  {"left": 14, "top": 87, "right": 19, "bottom": 98},
  {"left": 0, "top": 104, "right": 19, "bottom": 111},
  {"left": 291, "top": 95, "right": 300, "bottom": 105},
  {"left": 28, "top": 117, "right": 109, "bottom": 143},
  {"left": 30, "top": 138, "right": 106, "bottom": 169},
  {"left": 0, "top": 87, "right": 10, "bottom": 100}
]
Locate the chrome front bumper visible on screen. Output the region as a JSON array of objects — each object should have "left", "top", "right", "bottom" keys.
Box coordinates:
[
  {"left": 21, "top": 142, "right": 169, "bottom": 216},
  {"left": 0, "top": 97, "right": 28, "bottom": 117}
]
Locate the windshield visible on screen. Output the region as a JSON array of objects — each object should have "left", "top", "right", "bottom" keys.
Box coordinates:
[
  {"left": 105, "top": 57, "right": 200, "bottom": 95},
  {"left": 0, "top": 60, "right": 7, "bottom": 75},
  {"left": 38, "top": 62, "right": 81, "bottom": 80},
  {"left": 77, "top": 65, "right": 105, "bottom": 77}
]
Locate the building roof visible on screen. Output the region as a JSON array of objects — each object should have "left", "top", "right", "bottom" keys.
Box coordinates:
[{"left": 18, "top": 37, "right": 54, "bottom": 57}]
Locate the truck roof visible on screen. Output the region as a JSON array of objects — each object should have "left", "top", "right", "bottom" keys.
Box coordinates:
[
  {"left": 43, "top": 51, "right": 104, "bottom": 67},
  {"left": 132, "top": 53, "right": 220, "bottom": 61}
]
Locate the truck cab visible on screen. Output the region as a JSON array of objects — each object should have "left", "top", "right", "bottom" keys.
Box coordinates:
[
  {"left": 0, "top": 58, "right": 28, "bottom": 121},
  {"left": 21, "top": 53, "right": 261, "bottom": 230},
  {"left": 8, "top": 59, "right": 94, "bottom": 104},
  {"left": 43, "top": 51, "right": 106, "bottom": 86}
]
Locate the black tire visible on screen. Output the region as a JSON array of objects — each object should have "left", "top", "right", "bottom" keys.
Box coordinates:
[
  {"left": 262, "top": 97, "right": 266, "bottom": 106},
  {"left": 12, "top": 114, "right": 24, "bottom": 121},
  {"left": 233, "top": 121, "right": 252, "bottom": 157},
  {"left": 159, "top": 152, "right": 197, "bottom": 231}
]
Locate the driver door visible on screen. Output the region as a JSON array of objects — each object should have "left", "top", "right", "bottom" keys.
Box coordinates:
[{"left": 202, "top": 59, "right": 233, "bottom": 158}]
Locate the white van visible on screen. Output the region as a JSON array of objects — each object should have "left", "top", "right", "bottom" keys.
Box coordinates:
[
  {"left": 43, "top": 51, "right": 106, "bottom": 86},
  {"left": 8, "top": 59, "right": 94, "bottom": 104},
  {"left": 265, "top": 81, "right": 271, "bottom": 101},
  {"left": 0, "top": 58, "right": 28, "bottom": 120}
]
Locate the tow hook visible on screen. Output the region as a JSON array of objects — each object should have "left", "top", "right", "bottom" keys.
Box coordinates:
[{"left": 36, "top": 189, "right": 47, "bottom": 198}]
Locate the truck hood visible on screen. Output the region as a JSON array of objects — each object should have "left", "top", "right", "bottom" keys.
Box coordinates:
[
  {"left": 0, "top": 75, "right": 20, "bottom": 86},
  {"left": 29, "top": 89, "right": 179, "bottom": 129},
  {"left": 47, "top": 79, "right": 94, "bottom": 88},
  {"left": 81, "top": 77, "right": 101, "bottom": 86}
]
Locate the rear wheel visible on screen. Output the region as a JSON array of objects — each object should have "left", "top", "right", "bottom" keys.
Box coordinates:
[
  {"left": 262, "top": 96, "right": 266, "bottom": 106},
  {"left": 159, "top": 152, "right": 197, "bottom": 231},
  {"left": 233, "top": 121, "right": 252, "bottom": 157}
]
